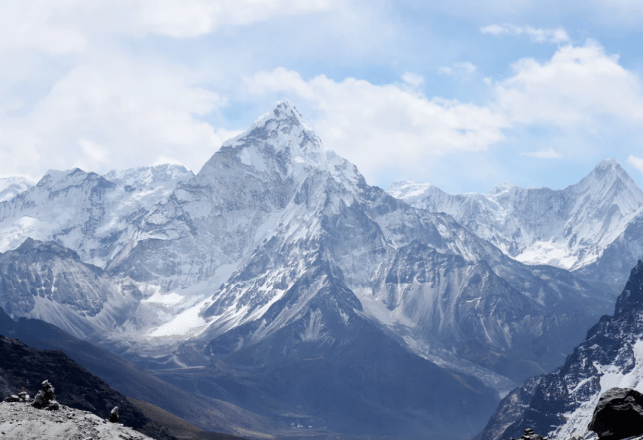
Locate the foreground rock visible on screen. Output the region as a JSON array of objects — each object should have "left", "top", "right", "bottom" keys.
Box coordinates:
[
  {"left": 32, "top": 379, "right": 59, "bottom": 410},
  {"left": 588, "top": 388, "right": 643, "bottom": 440},
  {"left": 513, "top": 427, "right": 546, "bottom": 440},
  {"left": 0, "top": 335, "right": 176, "bottom": 440},
  {"left": 0, "top": 400, "right": 153, "bottom": 440}
]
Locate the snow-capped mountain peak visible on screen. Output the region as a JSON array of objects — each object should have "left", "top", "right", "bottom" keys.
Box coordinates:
[
  {"left": 387, "top": 159, "right": 643, "bottom": 273},
  {"left": 572, "top": 158, "right": 641, "bottom": 204},
  {"left": 488, "top": 181, "right": 515, "bottom": 195},
  {"left": 193, "top": 100, "right": 361, "bottom": 194},
  {"left": 0, "top": 176, "right": 36, "bottom": 202},
  {"left": 104, "top": 163, "right": 193, "bottom": 188}
]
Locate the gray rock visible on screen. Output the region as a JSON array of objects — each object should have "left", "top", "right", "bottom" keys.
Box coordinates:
[
  {"left": 588, "top": 387, "right": 643, "bottom": 439},
  {"left": 32, "top": 380, "right": 57, "bottom": 410},
  {"left": 109, "top": 406, "right": 119, "bottom": 423}
]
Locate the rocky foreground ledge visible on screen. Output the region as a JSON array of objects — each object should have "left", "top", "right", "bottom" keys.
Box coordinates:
[{"left": 0, "top": 401, "right": 153, "bottom": 440}]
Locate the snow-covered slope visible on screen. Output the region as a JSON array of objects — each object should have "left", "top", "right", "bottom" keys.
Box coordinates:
[
  {"left": 481, "top": 260, "right": 643, "bottom": 440},
  {"left": 0, "top": 164, "right": 193, "bottom": 267},
  {"left": 0, "top": 176, "right": 35, "bottom": 202},
  {"left": 388, "top": 160, "right": 643, "bottom": 276}
]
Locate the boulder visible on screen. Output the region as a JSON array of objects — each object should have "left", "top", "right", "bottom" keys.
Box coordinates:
[
  {"left": 109, "top": 406, "right": 119, "bottom": 423},
  {"left": 4, "top": 391, "right": 31, "bottom": 403},
  {"left": 588, "top": 387, "right": 643, "bottom": 440}
]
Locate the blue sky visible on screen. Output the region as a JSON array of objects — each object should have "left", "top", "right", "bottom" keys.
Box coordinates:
[{"left": 3, "top": 0, "right": 643, "bottom": 194}]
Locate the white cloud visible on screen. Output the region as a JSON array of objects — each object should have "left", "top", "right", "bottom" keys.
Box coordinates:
[
  {"left": 628, "top": 155, "right": 643, "bottom": 174},
  {"left": 481, "top": 24, "right": 570, "bottom": 43},
  {"left": 246, "top": 67, "right": 508, "bottom": 183},
  {"left": 495, "top": 41, "right": 643, "bottom": 126},
  {"left": 402, "top": 72, "right": 425, "bottom": 89},
  {"left": 438, "top": 62, "right": 477, "bottom": 78},
  {"left": 129, "top": 0, "right": 337, "bottom": 37},
  {"left": 521, "top": 148, "right": 563, "bottom": 159},
  {"left": 0, "top": 58, "right": 240, "bottom": 177},
  {"left": 0, "top": 0, "right": 338, "bottom": 53}
]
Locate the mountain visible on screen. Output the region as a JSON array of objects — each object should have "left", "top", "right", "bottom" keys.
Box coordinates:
[
  {"left": 100, "top": 101, "right": 617, "bottom": 438},
  {"left": 0, "top": 101, "right": 622, "bottom": 438},
  {"left": 0, "top": 238, "right": 142, "bottom": 339},
  {"left": 0, "top": 176, "right": 35, "bottom": 202},
  {"left": 387, "top": 160, "right": 643, "bottom": 282},
  {"left": 0, "top": 164, "right": 193, "bottom": 267},
  {"left": 481, "top": 260, "right": 643, "bottom": 440}
]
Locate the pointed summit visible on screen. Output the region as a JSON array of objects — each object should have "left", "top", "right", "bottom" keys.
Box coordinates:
[
  {"left": 223, "top": 99, "right": 318, "bottom": 152},
  {"left": 574, "top": 158, "right": 642, "bottom": 201},
  {"left": 595, "top": 157, "right": 619, "bottom": 170},
  {"left": 196, "top": 100, "right": 335, "bottom": 183}
]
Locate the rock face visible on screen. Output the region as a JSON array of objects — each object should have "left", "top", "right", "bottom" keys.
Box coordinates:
[
  {"left": 588, "top": 388, "right": 643, "bottom": 440},
  {"left": 0, "top": 238, "right": 142, "bottom": 339},
  {"left": 481, "top": 261, "right": 643, "bottom": 440}
]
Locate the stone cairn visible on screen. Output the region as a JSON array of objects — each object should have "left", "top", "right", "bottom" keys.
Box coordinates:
[
  {"left": 109, "top": 406, "right": 119, "bottom": 423},
  {"left": 31, "top": 379, "right": 60, "bottom": 410},
  {"left": 509, "top": 428, "right": 548, "bottom": 440},
  {"left": 3, "top": 391, "right": 30, "bottom": 403}
]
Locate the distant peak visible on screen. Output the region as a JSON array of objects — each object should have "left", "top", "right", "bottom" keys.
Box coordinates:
[
  {"left": 219, "top": 99, "right": 319, "bottom": 155},
  {"left": 14, "top": 238, "right": 80, "bottom": 260},
  {"left": 489, "top": 182, "right": 515, "bottom": 194},
  {"left": 595, "top": 158, "right": 620, "bottom": 170},
  {"left": 273, "top": 99, "right": 299, "bottom": 115},
  {"left": 264, "top": 99, "right": 309, "bottom": 128}
]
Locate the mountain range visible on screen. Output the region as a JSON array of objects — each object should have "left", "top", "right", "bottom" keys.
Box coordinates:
[
  {"left": 388, "top": 160, "right": 643, "bottom": 284},
  {"left": 0, "top": 100, "right": 639, "bottom": 439}
]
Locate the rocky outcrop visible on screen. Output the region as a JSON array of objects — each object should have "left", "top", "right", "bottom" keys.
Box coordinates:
[
  {"left": 481, "top": 261, "right": 643, "bottom": 440},
  {"left": 0, "top": 335, "right": 176, "bottom": 440},
  {"left": 0, "top": 400, "right": 154, "bottom": 439},
  {"left": 588, "top": 388, "right": 643, "bottom": 440}
]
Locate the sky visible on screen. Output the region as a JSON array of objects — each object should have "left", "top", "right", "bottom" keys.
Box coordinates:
[{"left": 3, "top": 0, "right": 643, "bottom": 194}]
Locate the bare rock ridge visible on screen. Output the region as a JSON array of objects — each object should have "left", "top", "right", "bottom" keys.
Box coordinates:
[{"left": 481, "top": 260, "right": 643, "bottom": 440}]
